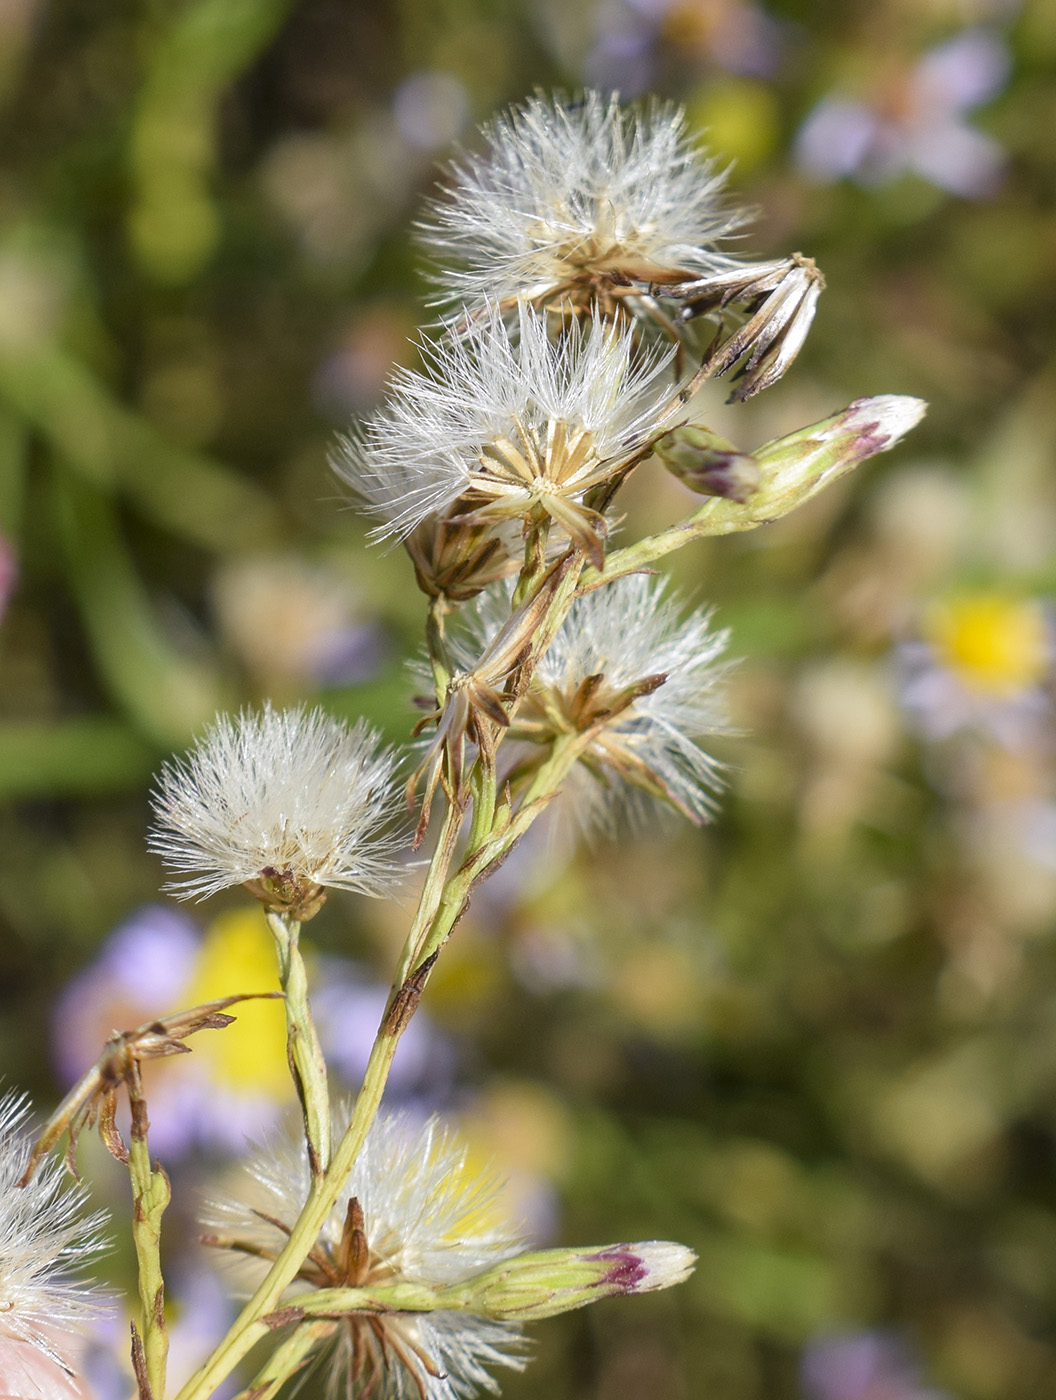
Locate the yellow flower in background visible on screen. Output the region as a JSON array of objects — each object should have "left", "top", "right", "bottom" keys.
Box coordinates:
[
  {"left": 928, "top": 594, "right": 1050, "bottom": 697},
  {"left": 900, "top": 589, "right": 1053, "bottom": 750},
  {"left": 182, "top": 907, "right": 289, "bottom": 1103}
]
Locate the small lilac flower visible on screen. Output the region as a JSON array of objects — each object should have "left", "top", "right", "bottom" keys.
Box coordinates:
[
  {"left": 796, "top": 28, "right": 1010, "bottom": 198},
  {"left": 801, "top": 1329, "right": 950, "bottom": 1400},
  {"left": 52, "top": 907, "right": 452, "bottom": 1159}
]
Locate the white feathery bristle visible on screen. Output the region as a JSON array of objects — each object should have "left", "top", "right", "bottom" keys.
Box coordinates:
[
  {"left": 629, "top": 1241, "right": 698, "bottom": 1292},
  {"left": 335, "top": 302, "right": 678, "bottom": 542},
  {"left": 204, "top": 1108, "right": 527, "bottom": 1400},
  {"left": 0, "top": 1094, "right": 109, "bottom": 1354},
  {"left": 419, "top": 90, "right": 747, "bottom": 310},
  {"left": 148, "top": 704, "right": 406, "bottom": 901},
  {"left": 458, "top": 574, "right": 733, "bottom": 832}
]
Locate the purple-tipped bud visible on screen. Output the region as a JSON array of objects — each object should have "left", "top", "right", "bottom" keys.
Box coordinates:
[
  {"left": 746, "top": 394, "right": 927, "bottom": 519},
  {"left": 654, "top": 426, "right": 762, "bottom": 502},
  {"left": 669, "top": 395, "right": 927, "bottom": 532},
  {"left": 445, "top": 1240, "right": 697, "bottom": 1321}
]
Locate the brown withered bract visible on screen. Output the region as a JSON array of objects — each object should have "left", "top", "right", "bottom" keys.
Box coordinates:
[
  {"left": 664, "top": 253, "right": 825, "bottom": 402},
  {"left": 17, "top": 993, "right": 283, "bottom": 1184},
  {"left": 408, "top": 552, "right": 575, "bottom": 843}
]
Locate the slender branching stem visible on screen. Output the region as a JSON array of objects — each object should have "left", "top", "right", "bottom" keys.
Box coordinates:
[
  {"left": 127, "top": 1062, "right": 170, "bottom": 1400},
  {"left": 229, "top": 1319, "right": 338, "bottom": 1400},
  {"left": 266, "top": 911, "right": 331, "bottom": 1174}
]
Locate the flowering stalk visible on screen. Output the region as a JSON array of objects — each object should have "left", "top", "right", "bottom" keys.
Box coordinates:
[
  {"left": 137, "top": 89, "right": 929, "bottom": 1400},
  {"left": 588, "top": 395, "right": 928, "bottom": 588},
  {"left": 266, "top": 911, "right": 331, "bottom": 1174},
  {"left": 127, "top": 1061, "right": 170, "bottom": 1400}
]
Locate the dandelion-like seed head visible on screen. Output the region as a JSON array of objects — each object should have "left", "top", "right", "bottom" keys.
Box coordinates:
[
  {"left": 420, "top": 90, "right": 745, "bottom": 318},
  {"left": 148, "top": 704, "right": 406, "bottom": 914},
  {"left": 204, "top": 1109, "right": 527, "bottom": 1400},
  {"left": 458, "top": 575, "right": 732, "bottom": 832},
  {"left": 0, "top": 1094, "right": 108, "bottom": 1356},
  {"left": 336, "top": 304, "right": 679, "bottom": 565}
]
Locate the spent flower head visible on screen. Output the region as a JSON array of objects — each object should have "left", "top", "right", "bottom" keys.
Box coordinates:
[
  {"left": 419, "top": 90, "right": 744, "bottom": 319},
  {"left": 455, "top": 574, "right": 732, "bottom": 831},
  {"left": 0, "top": 1093, "right": 108, "bottom": 1360},
  {"left": 203, "top": 1108, "right": 527, "bottom": 1400},
  {"left": 149, "top": 704, "right": 405, "bottom": 914},
  {"left": 337, "top": 302, "right": 679, "bottom": 565}
]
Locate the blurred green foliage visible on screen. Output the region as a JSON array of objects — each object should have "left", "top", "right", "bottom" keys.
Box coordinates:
[{"left": 1, "top": 1, "right": 1056, "bottom": 1397}]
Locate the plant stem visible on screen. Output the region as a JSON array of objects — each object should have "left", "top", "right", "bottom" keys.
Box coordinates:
[
  {"left": 173, "top": 725, "right": 592, "bottom": 1400},
  {"left": 127, "top": 1064, "right": 170, "bottom": 1400},
  {"left": 229, "top": 1319, "right": 337, "bottom": 1400},
  {"left": 266, "top": 911, "right": 331, "bottom": 1173}
]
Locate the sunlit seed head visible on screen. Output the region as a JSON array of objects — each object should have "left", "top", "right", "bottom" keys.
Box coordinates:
[
  {"left": 0, "top": 1094, "right": 108, "bottom": 1356},
  {"left": 455, "top": 574, "right": 733, "bottom": 832},
  {"left": 204, "top": 1108, "right": 527, "bottom": 1400},
  {"left": 419, "top": 90, "right": 746, "bottom": 315},
  {"left": 928, "top": 594, "right": 1051, "bottom": 696},
  {"left": 148, "top": 704, "right": 406, "bottom": 906},
  {"left": 335, "top": 303, "right": 679, "bottom": 556}
]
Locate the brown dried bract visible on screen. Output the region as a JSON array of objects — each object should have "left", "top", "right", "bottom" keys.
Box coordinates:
[
  {"left": 18, "top": 992, "right": 283, "bottom": 1184},
  {"left": 664, "top": 253, "right": 825, "bottom": 401}
]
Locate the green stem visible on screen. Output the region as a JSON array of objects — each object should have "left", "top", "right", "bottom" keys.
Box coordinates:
[
  {"left": 266, "top": 912, "right": 331, "bottom": 1174},
  {"left": 425, "top": 594, "right": 452, "bottom": 706},
  {"left": 580, "top": 487, "right": 798, "bottom": 594},
  {"left": 229, "top": 1319, "right": 337, "bottom": 1400},
  {"left": 175, "top": 554, "right": 600, "bottom": 1400},
  {"left": 128, "top": 1068, "right": 170, "bottom": 1400}
]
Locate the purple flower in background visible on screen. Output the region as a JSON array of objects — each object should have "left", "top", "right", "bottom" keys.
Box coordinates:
[
  {"left": 796, "top": 28, "right": 1010, "bottom": 197},
  {"left": 802, "top": 1330, "right": 951, "bottom": 1400},
  {"left": 584, "top": 0, "right": 783, "bottom": 93},
  {"left": 896, "top": 593, "right": 1055, "bottom": 750}
]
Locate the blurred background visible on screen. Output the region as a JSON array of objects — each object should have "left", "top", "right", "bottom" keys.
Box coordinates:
[{"left": 1, "top": 0, "right": 1055, "bottom": 1396}]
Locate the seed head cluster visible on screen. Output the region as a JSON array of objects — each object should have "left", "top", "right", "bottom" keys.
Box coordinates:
[
  {"left": 451, "top": 574, "right": 733, "bottom": 832},
  {"left": 336, "top": 301, "right": 679, "bottom": 564}
]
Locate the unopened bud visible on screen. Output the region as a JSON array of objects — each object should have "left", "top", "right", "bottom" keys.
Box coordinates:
[
  {"left": 443, "top": 1241, "right": 697, "bottom": 1321},
  {"left": 747, "top": 395, "right": 927, "bottom": 519},
  {"left": 654, "top": 426, "right": 761, "bottom": 502},
  {"left": 668, "top": 395, "right": 927, "bottom": 534}
]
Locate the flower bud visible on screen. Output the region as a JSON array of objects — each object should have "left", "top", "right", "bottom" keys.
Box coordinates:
[
  {"left": 745, "top": 395, "right": 927, "bottom": 520},
  {"left": 445, "top": 1241, "right": 697, "bottom": 1321},
  {"left": 653, "top": 426, "right": 762, "bottom": 502}
]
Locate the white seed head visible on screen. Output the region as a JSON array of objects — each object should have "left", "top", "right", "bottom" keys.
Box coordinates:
[
  {"left": 336, "top": 302, "right": 679, "bottom": 551},
  {"left": 0, "top": 1094, "right": 108, "bottom": 1354},
  {"left": 204, "top": 1109, "right": 527, "bottom": 1399},
  {"left": 148, "top": 704, "right": 406, "bottom": 902},
  {"left": 419, "top": 90, "right": 745, "bottom": 312},
  {"left": 457, "top": 574, "right": 732, "bottom": 831}
]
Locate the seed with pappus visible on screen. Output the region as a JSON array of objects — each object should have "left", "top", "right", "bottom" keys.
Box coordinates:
[
  {"left": 202, "top": 1109, "right": 528, "bottom": 1400},
  {"left": 336, "top": 302, "right": 679, "bottom": 566},
  {"left": 419, "top": 90, "right": 746, "bottom": 322},
  {"left": 148, "top": 705, "right": 406, "bottom": 916},
  {"left": 0, "top": 1093, "right": 108, "bottom": 1392},
  {"left": 454, "top": 574, "right": 733, "bottom": 832}
]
